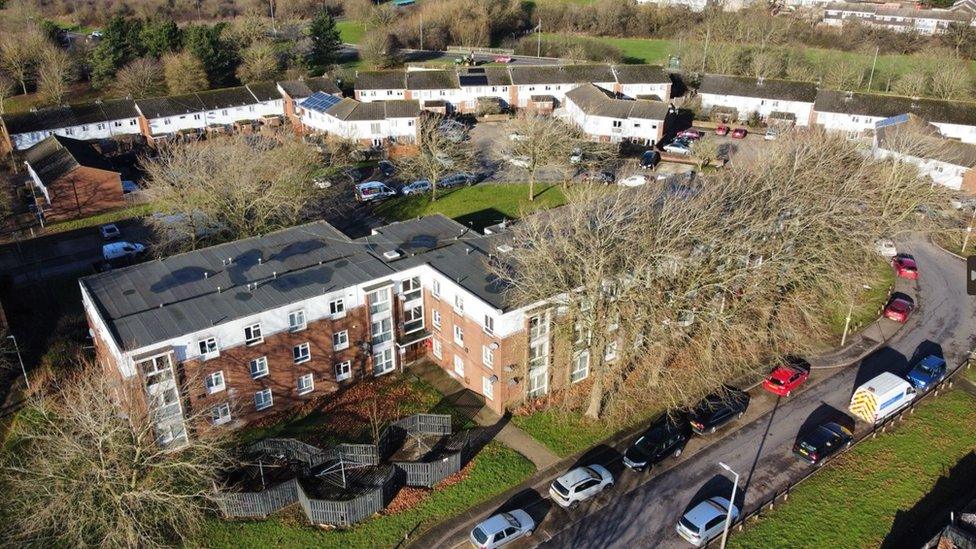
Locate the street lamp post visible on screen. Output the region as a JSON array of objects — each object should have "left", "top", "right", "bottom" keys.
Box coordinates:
[
  {"left": 8, "top": 334, "right": 29, "bottom": 391},
  {"left": 718, "top": 461, "right": 740, "bottom": 549}
]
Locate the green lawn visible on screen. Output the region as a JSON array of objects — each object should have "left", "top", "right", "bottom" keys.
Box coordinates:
[
  {"left": 537, "top": 33, "right": 673, "bottom": 65},
  {"left": 44, "top": 203, "right": 155, "bottom": 234},
  {"left": 825, "top": 257, "right": 896, "bottom": 339},
  {"left": 198, "top": 442, "right": 535, "bottom": 549},
  {"left": 730, "top": 388, "right": 976, "bottom": 548},
  {"left": 510, "top": 409, "right": 619, "bottom": 458},
  {"left": 337, "top": 20, "right": 366, "bottom": 45},
  {"left": 374, "top": 183, "right": 567, "bottom": 230}
]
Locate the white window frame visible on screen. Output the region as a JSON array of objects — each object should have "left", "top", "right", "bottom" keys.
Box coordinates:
[
  {"left": 454, "top": 294, "right": 465, "bottom": 314},
  {"left": 432, "top": 338, "right": 443, "bottom": 359},
  {"left": 483, "top": 315, "right": 495, "bottom": 335},
  {"left": 297, "top": 373, "right": 314, "bottom": 395},
  {"left": 293, "top": 342, "right": 311, "bottom": 364},
  {"left": 205, "top": 370, "right": 225, "bottom": 394},
  {"left": 329, "top": 298, "right": 346, "bottom": 318},
  {"left": 198, "top": 337, "right": 219, "bottom": 359},
  {"left": 368, "top": 288, "right": 391, "bottom": 315},
  {"left": 336, "top": 360, "right": 352, "bottom": 382},
  {"left": 254, "top": 388, "right": 274, "bottom": 411},
  {"left": 333, "top": 330, "right": 349, "bottom": 351},
  {"left": 371, "top": 317, "right": 393, "bottom": 345},
  {"left": 373, "top": 348, "right": 395, "bottom": 376},
  {"left": 288, "top": 309, "right": 307, "bottom": 332},
  {"left": 432, "top": 279, "right": 441, "bottom": 298},
  {"left": 402, "top": 277, "right": 422, "bottom": 302},
  {"left": 453, "top": 355, "right": 465, "bottom": 377},
  {"left": 482, "top": 345, "right": 494, "bottom": 367},
  {"left": 404, "top": 305, "right": 424, "bottom": 334},
  {"left": 211, "top": 402, "right": 231, "bottom": 425},
  {"left": 244, "top": 323, "right": 263, "bottom": 345},
  {"left": 453, "top": 324, "right": 464, "bottom": 346},
  {"left": 432, "top": 310, "right": 442, "bottom": 329},
  {"left": 249, "top": 356, "right": 269, "bottom": 379},
  {"left": 571, "top": 351, "right": 590, "bottom": 383},
  {"left": 483, "top": 376, "right": 494, "bottom": 400}
]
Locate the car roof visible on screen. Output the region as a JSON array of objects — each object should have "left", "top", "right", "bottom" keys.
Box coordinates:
[
  {"left": 804, "top": 423, "right": 843, "bottom": 446},
  {"left": 896, "top": 256, "right": 916, "bottom": 266},
  {"left": 684, "top": 498, "right": 728, "bottom": 525},
  {"left": 918, "top": 355, "right": 946, "bottom": 368},
  {"left": 557, "top": 467, "right": 597, "bottom": 487},
  {"left": 770, "top": 365, "right": 801, "bottom": 380},
  {"left": 476, "top": 513, "right": 513, "bottom": 534}
]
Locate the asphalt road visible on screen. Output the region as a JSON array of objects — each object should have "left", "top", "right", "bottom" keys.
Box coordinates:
[{"left": 502, "top": 236, "right": 974, "bottom": 549}]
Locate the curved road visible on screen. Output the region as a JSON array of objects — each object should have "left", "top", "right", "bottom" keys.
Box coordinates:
[{"left": 524, "top": 237, "right": 975, "bottom": 548}]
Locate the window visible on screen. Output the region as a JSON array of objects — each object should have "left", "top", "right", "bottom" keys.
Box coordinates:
[
  {"left": 571, "top": 351, "right": 590, "bottom": 383},
  {"left": 612, "top": 120, "right": 622, "bottom": 128},
  {"left": 198, "top": 337, "right": 219, "bottom": 359},
  {"left": 335, "top": 360, "right": 352, "bottom": 381},
  {"left": 432, "top": 338, "right": 443, "bottom": 359},
  {"left": 371, "top": 318, "right": 393, "bottom": 345},
  {"left": 139, "top": 355, "right": 173, "bottom": 386},
  {"left": 211, "top": 403, "right": 231, "bottom": 425},
  {"left": 329, "top": 298, "right": 345, "bottom": 317},
  {"left": 254, "top": 389, "right": 273, "bottom": 411},
  {"left": 244, "top": 323, "right": 263, "bottom": 345},
  {"left": 193, "top": 114, "right": 201, "bottom": 120},
  {"left": 483, "top": 376, "right": 495, "bottom": 400},
  {"left": 249, "top": 356, "right": 269, "bottom": 379},
  {"left": 288, "top": 310, "right": 306, "bottom": 332},
  {"left": 432, "top": 279, "right": 441, "bottom": 297},
  {"left": 482, "top": 345, "right": 494, "bottom": 367},
  {"left": 483, "top": 315, "right": 495, "bottom": 335},
  {"left": 453, "top": 324, "right": 464, "bottom": 345},
  {"left": 297, "top": 374, "right": 314, "bottom": 395},
  {"left": 432, "top": 310, "right": 442, "bottom": 329},
  {"left": 402, "top": 277, "right": 422, "bottom": 301},
  {"left": 604, "top": 340, "right": 619, "bottom": 361},
  {"left": 293, "top": 343, "right": 311, "bottom": 364},
  {"left": 404, "top": 306, "right": 424, "bottom": 333},
  {"left": 527, "top": 368, "right": 548, "bottom": 398},
  {"left": 454, "top": 295, "right": 465, "bottom": 314},
  {"left": 529, "top": 315, "right": 549, "bottom": 341},
  {"left": 205, "top": 371, "right": 225, "bottom": 394},
  {"left": 333, "top": 330, "right": 349, "bottom": 351},
  {"left": 368, "top": 288, "right": 391, "bottom": 315},
  {"left": 453, "top": 355, "right": 465, "bottom": 377},
  {"left": 374, "top": 348, "right": 395, "bottom": 376}
]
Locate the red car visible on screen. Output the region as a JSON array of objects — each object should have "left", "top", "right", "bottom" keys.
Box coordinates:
[
  {"left": 493, "top": 55, "right": 513, "bottom": 63},
  {"left": 731, "top": 128, "right": 748, "bottom": 139},
  {"left": 677, "top": 128, "right": 703, "bottom": 140},
  {"left": 883, "top": 296, "right": 914, "bottom": 323},
  {"left": 892, "top": 256, "right": 918, "bottom": 280},
  {"left": 762, "top": 364, "right": 809, "bottom": 397},
  {"left": 715, "top": 125, "right": 730, "bottom": 136}
]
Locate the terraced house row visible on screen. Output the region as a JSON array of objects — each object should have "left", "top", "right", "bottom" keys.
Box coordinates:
[{"left": 81, "top": 215, "right": 589, "bottom": 445}]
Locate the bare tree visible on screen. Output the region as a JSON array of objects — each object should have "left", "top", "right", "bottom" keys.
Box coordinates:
[
  {"left": 36, "top": 46, "right": 75, "bottom": 106},
  {"left": 0, "top": 363, "right": 230, "bottom": 547},
  {"left": 0, "top": 29, "right": 45, "bottom": 95},
  {"left": 162, "top": 51, "right": 209, "bottom": 95},
  {"left": 892, "top": 70, "right": 929, "bottom": 98},
  {"left": 929, "top": 62, "right": 973, "bottom": 100},
  {"left": 114, "top": 57, "right": 166, "bottom": 99},
  {"left": 398, "top": 114, "right": 475, "bottom": 201},
  {"left": 359, "top": 28, "right": 402, "bottom": 69},
  {"left": 143, "top": 135, "right": 325, "bottom": 251},
  {"left": 691, "top": 135, "right": 720, "bottom": 170},
  {"left": 502, "top": 114, "right": 576, "bottom": 201},
  {"left": 0, "top": 73, "right": 14, "bottom": 114},
  {"left": 236, "top": 42, "right": 281, "bottom": 83}
]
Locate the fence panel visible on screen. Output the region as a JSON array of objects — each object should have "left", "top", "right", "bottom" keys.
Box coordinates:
[
  {"left": 413, "top": 414, "right": 453, "bottom": 436},
  {"left": 338, "top": 443, "right": 380, "bottom": 466},
  {"left": 216, "top": 477, "right": 299, "bottom": 518}
]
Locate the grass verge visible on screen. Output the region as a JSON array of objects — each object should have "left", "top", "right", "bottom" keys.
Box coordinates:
[
  {"left": 198, "top": 442, "right": 535, "bottom": 549},
  {"left": 374, "top": 183, "right": 567, "bottom": 231},
  {"left": 337, "top": 20, "right": 366, "bottom": 45},
  {"left": 825, "top": 256, "right": 896, "bottom": 339},
  {"left": 43, "top": 203, "right": 155, "bottom": 235},
  {"left": 730, "top": 388, "right": 976, "bottom": 548},
  {"left": 510, "top": 408, "right": 619, "bottom": 458}
]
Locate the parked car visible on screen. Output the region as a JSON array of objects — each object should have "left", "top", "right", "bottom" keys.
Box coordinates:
[
  {"left": 508, "top": 132, "right": 528, "bottom": 142},
  {"left": 470, "top": 510, "right": 535, "bottom": 549},
  {"left": 687, "top": 386, "right": 750, "bottom": 435},
  {"left": 663, "top": 139, "right": 693, "bottom": 155},
  {"left": 549, "top": 465, "right": 614, "bottom": 508},
  {"left": 623, "top": 414, "right": 691, "bottom": 472},
  {"left": 121, "top": 180, "right": 139, "bottom": 194},
  {"left": 618, "top": 174, "right": 648, "bottom": 187},
  {"left": 570, "top": 148, "right": 583, "bottom": 164},
  {"left": 677, "top": 128, "right": 704, "bottom": 140},
  {"left": 355, "top": 181, "right": 397, "bottom": 203},
  {"left": 507, "top": 155, "right": 530, "bottom": 168},
  {"left": 950, "top": 197, "right": 976, "bottom": 210},
  {"left": 874, "top": 238, "right": 897, "bottom": 258},
  {"left": 494, "top": 55, "right": 513, "bottom": 63},
  {"left": 100, "top": 223, "right": 121, "bottom": 240},
  {"left": 401, "top": 180, "right": 431, "bottom": 195},
  {"left": 378, "top": 160, "right": 396, "bottom": 177},
  {"left": 102, "top": 241, "right": 145, "bottom": 261},
  {"left": 440, "top": 172, "right": 477, "bottom": 188},
  {"left": 715, "top": 125, "right": 730, "bottom": 136},
  {"left": 583, "top": 170, "right": 615, "bottom": 184},
  {"left": 676, "top": 497, "right": 739, "bottom": 547},
  {"left": 439, "top": 119, "right": 468, "bottom": 142},
  {"left": 792, "top": 422, "right": 852, "bottom": 465},
  {"left": 640, "top": 150, "right": 661, "bottom": 169},
  {"left": 892, "top": 255, "right": 918, "bottom": 280},
  {"left": 906, "top": 355, "right": 947, "bottom": 390},
  {"left": 731, "top": 128, "right": 748, "bottom": 139},
  {"left": 762, "top": 364, "right": 810, "bottom": 397},
  {"left": 883, "top": 296, "right": 914, "bottom": 323},
  {"left": 850, "top": 371, "right": 917, "bottom": 424}
]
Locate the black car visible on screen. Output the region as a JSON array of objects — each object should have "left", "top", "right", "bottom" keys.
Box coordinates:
[
  {"left": 687, "top": 386, "right": 750, "bottom": 435},
  {"left": 792, "top": 422, "right": 852, "bottom": 465},
  {"left": 623, "top": 414, "right": 691, "bottom": 472},
  {"left": 378, "top": 160, "right": 396, "bottom": 177},
  {"left": 640, "top": 150, "right": 661, "bottom": 169},
  {"left": 583, "top": 170, "right": 615, "bottom": 185}
]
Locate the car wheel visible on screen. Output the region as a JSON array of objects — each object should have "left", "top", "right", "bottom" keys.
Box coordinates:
[
  {"left": 737, "top": 411, "right": 744, "bottom": 419},
  {"left": 604, "top": 483, "right": 614, "bottom": 491},
  {"left": 570, "top": 501, "right": 580, "bottom": 510},
  {"left": 674, "top": 447, "right": 683, "bottom": 457},
  {"left": 709, "top": 426, "right": 716, "bottom": 434}
]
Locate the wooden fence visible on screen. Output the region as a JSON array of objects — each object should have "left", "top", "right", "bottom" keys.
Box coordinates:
[
  {"left": 215, "top": 477, "right": 299, "bottom": 518},
  {"left": 394, "top": 449, "right": 465, "bottom": 488}
]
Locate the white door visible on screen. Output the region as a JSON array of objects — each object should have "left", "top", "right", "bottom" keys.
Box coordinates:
[
  {"left": 483, "top": 376, "right": 494, "bottom": 400},
  {"left": 453, "top": 355, "right": 465, "bottom": 378}
]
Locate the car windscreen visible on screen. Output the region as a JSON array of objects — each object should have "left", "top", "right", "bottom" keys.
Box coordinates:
[
  {"left": 679, "top": 516, "right": 699, "bottom": 534},
  {"left": 552, "top": 480, "right": 570, "bottom": 497},
  {"left": 472, "top": 527, "right": 489, "bottom": 544},
  {"left": 767, "top": 376, "right": 785, "bottom": 386}
]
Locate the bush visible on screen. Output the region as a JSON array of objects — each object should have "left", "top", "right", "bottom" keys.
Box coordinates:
[{"left": 515, "top": 34, "right": 622, "bottom": 63}]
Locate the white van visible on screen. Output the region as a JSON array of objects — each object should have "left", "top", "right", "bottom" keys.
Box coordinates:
[
  {"left": 355, "top": 181, "right": 396, "bottom": 203},
  {"left": 849, "top": 372, "right": 917, "bottom": 424},
  {"left": 103, "top": 241, "right": 146, "bottom": 261}
]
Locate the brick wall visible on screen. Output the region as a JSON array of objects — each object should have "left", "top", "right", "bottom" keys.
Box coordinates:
[
  {"left": 184, "top": 304, "right": 371, "bottom": 428},
  {"left": 42, "top": 167, "right": 125, "bottom": 222}
]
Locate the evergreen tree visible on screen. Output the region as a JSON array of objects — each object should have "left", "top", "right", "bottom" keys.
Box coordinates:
[
  {"left": 89, "top": 16, "right": 145, "bottom": 88},
  {"left": 305, "top": 11, "right": 341, "bottom": 74},
  {"left": 140, "top": 19, "right": 183, "bottom": 58},
  {"left": 184, "top": 23, "right": 239, "bottom": 87}
]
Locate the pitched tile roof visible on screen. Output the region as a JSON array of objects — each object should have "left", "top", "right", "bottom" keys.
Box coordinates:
[
  {"left": 194, "top": 86, "right": 261, "bottom": 110},
  {"left": 276, "top": 76, "right": 341, "bottom": 98},
  {"left": 875, "top": 114, "right": 976, "bottom": 167},
  {"left": 2, "top": 99, "right": 139, "bottom": 134},
  {"left": 355, "top": 70, "right": 407, "bottom": 90},
  {"left": 612, "top": 64, "right": 671, "bottom": 85},
  {"left": 24, "top": 135, "right": 117, "bottom": 186},
  {"left": 509, "top": 64, "right": 617, "bottom": 86},
  {"left": 405, "top": 70, "right": 460, "bottom": 90},
  {"left": 245, "top": 81, "right": 283, "bottom": 102},
  {"left": 457, "top": 67, "right": 513, "bottom": 87},
  {"left": 699, "top": 74, "right": 818, "bottom": 103},
  {"left": 135, "top": 93, "right": 207, "bottom": 119},
  {"left": 814, "top": 90, "right": 976, "bottom": 127},
  {"left": 566, "top": 83, "right": 669, "bottom": 120}
]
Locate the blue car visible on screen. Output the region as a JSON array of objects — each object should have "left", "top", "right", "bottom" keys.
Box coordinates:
[{"left": 906, "top": 355, "right": 947, "bottom": 390}]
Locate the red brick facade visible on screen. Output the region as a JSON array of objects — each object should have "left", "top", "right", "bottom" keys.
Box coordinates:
[{"left": 40, "top": 166, "right": 125, "bottom": 222}]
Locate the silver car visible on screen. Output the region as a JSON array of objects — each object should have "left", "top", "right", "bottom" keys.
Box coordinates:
[
  {"left": 470, "top": 509, "right": 535, "bottom": 549},
  {"left": 676, "top": 496, "right": 739, "bottom": 547},
  {"left": 549, "top": 464, "right": 614, "bottom": 508}
]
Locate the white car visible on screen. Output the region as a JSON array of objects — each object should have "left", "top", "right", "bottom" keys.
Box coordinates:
[
  {"left": 99, "top": 223, "right": 121, "bottom": 240},
  {"left": 549, "top": 465, "right": 614, "bottom": 508},
  {"left": 508, "top": 132, "right": 528, "bottom": 142},
  {"left": 618, "top": 175, "right": 648, "bottom": 187},
  {"left": 102, "top": 241, "right": 146, "bottom": 262},
  {"left": 470, "top": 509, "right": 535, "bottom": 549},
  {"left": 507, "top": 155, "right": 531, "bottom": 169},
  {"left": 663, "top": 142, "right": 693, "bottom": 155},
  {"left": 676, "top": 497, "right": 739, "bottom": 547},
  {"left": 874, "top": 238, "right": 897, "bottom": 258}
]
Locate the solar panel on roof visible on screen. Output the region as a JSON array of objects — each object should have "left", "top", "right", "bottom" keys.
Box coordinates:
[
  {"left": 301, "top": 92, "right": 341, "bottom": 112},
  {"left": 876, "top": 113, "right": 911, "bottom": 128}
]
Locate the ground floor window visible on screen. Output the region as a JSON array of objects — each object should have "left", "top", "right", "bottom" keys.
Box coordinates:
[
  {"left": 483, "top": 375, "right": 494, "bottom": 400},
  {"left": 527, "top": 367, "right": 549, "bottom": 398},
  {"left": 453, "top": 355, "right": 465, "bottom": 377},
  {"left": 373, "top": 348, "right": 395, "bottom": 376},
  {"left": 336, "top": 360, "right": 352, "bottom": 382},
  {"left": 571, "top": 351, "right": 590, "bottom": 383},
  {"left": 297, "top": 373, "right": 314, "bottom": 395},
  {"left": 432, "top": 338, "right": 443, "bottom": 359},
  {"left": 211, "top": 403, "right": 231, "bottom": 425}
]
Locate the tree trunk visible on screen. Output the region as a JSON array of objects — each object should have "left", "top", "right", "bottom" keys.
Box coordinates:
[
  {"left": 584, "top": 366, "right": 604, "bottom": 419},
  {"left": 431, "top": 180, "right": 437, "bottom": 202},
  {"left": 19, "top": 79, "right": 27, "bottom": 95},
  {"left": 528, "top": 172, "right": 535, "bottom": 202}
]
